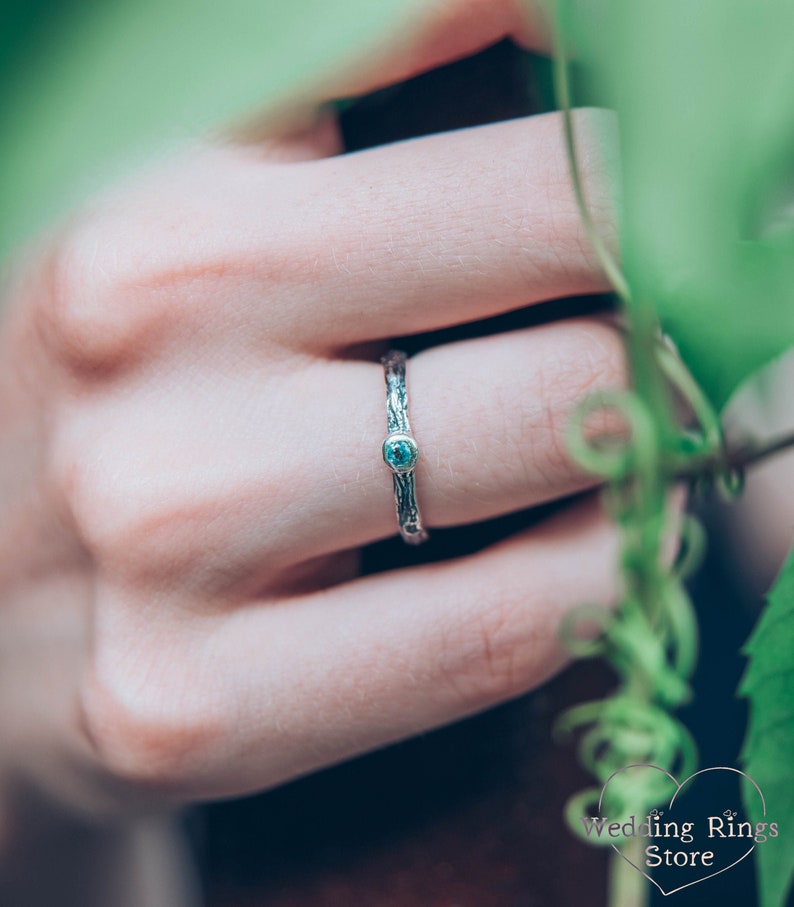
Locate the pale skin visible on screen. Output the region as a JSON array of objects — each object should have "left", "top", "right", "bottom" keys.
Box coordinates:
[{"left": 1, "top": 1, "right": 627, "bottom": 901}]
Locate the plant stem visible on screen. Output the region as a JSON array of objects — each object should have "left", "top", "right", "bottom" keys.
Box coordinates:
[
  {"left": 672, "top": 428, "right": 794, "bottom": 480},
  {"left": 552, "top": 11, "right": 692, "bottom": 907},
  {"left": 722, "top": 429, "right": 794, "bottom": 469},
  {"left": 609, "top": 842, "right": 649, "bottom": 907},
  {"left": 550, "top": 3, "right": 630, "bottom": 305}
]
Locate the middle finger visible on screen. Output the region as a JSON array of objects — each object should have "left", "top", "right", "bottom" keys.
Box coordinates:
[
  {"left": 271, "top": 108, "right": 618, "bottom": 348},
  {"left": 71, "top": 108, "right": 617, "bottom": 359}
]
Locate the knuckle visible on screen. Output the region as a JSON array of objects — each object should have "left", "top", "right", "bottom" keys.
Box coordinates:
[
  {"left": 51, "top": 435, "right": 138, "bottom": 561},
  {"left": 438, "top": 586, "right": 530, "bottom": 710},
  {"left": 37, "top": 215, "right": 171, "bottom": 375},
  {"left": 49, "top": 433, "right": 179, "bottom": 577},
  {"left": 78, "top": 655, "right": 225, "bottom": 791},
  {"left": 537, "top": 320, "right": 627, "bottom": 475},
  {"left": 48, "top": 425, "right": 278, "bottom": 589}
]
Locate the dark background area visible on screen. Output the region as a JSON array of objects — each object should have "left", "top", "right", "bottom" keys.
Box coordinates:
[{"left": 194, "top": 41, "right": 772, "bottom": 907}]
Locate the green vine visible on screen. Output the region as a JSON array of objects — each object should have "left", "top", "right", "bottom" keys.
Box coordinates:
[
  {"left": 548, "top": 3, "right": 738, "bottom": 904},
  {"left": 547, "top": 4, "right": 794, "bottom": 898}
]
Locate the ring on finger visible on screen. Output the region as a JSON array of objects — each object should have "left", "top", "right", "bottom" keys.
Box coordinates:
[{"left": 380, "top": 350, "right": 428, "bottom": 545}]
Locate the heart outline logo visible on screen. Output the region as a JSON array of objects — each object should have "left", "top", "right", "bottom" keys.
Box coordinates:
[{"left": 598, "top": 764, "right": 766, "bottom": 897}]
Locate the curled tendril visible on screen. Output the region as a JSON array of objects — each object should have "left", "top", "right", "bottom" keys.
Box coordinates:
[
  {"left": 671, "top": 515, "right": 707, "bottom": 582},
  {"left": 565, "top": 390, "right": 659, "bottom": 483},
  {"left": 557, "top": 357, "right": 733, "bottom": 835},
  {"left": 549, "top": 0, "right": 747, "bottom": 869},
  {"left": 658, "top": 579, "right": 699, "bottom": 678},
  {"left": 558, "top": 375, "right": 715, "bottom": 833},
  {"left": 558, "top": 604, "right": 613, "bottom": 657},
  {"left": 550, "top": 211, "right": 734, "bottom": 847},
  {"left": 717, "top": 466, "right": 745, "bottom": 500},
  {"left": 655, "top": 332, "right": 752, "bottom": 499}
]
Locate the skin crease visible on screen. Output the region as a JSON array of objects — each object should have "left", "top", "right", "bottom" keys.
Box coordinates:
[{"left": 0, "top": 1, "right": 636, "bottom": 902}]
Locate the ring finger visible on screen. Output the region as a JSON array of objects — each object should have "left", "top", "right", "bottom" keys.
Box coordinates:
[
  {"left": 269, "top": 315, "right": 625, "bottom": 560},
  {"left": 61, "top": 314, "right": 624, "bottom": 594}
]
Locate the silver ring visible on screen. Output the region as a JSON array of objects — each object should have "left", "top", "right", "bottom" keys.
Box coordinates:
[{"left": 381, "top": 350, "right": 428, "bottom": 545}]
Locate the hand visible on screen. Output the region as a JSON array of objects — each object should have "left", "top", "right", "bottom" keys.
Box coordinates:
[{"left": 0, "top": 1, "right": 622, "bottom": 826}]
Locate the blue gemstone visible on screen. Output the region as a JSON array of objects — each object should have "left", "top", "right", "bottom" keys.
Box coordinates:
[
  {"left": 387, "top": 440, "right": 412, "bottom": 467},
  {"left": 384, "top": 436, "right": 418, "bottom": 472}
]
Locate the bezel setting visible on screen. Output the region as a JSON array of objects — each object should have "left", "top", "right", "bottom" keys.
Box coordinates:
[{"left": 382, "top": 432, "right": 419, "bottom": 475}]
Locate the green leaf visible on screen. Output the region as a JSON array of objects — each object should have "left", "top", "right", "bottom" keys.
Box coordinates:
[
  {"left": 0, "top": 0, "right": 418, "bottom": 259},
  {"left": 569, "top": 0, "right": 794, "bottom": 409},
  {"left": 740, "top": 543, "right": 794, "bottom": 907}
]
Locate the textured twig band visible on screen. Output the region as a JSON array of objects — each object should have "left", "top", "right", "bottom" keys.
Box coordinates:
[{"left": 381, "top": 350, "right": 428, "bottom": 545}]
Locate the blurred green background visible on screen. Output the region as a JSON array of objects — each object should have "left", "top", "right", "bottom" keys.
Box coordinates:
[{"left": 0, "top": 0, "right": 416, "bottom": 259}]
